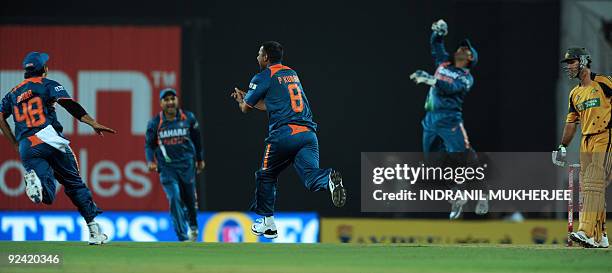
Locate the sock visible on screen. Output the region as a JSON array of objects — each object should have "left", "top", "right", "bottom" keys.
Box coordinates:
[{"left": 265, "top": 216, "right": 274, "bottom": 225}]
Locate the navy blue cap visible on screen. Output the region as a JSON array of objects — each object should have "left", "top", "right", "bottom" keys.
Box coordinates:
[
  {"left": 159, "top": 88, "right": 177, "bottom": 100},
  {"left": 459, "top": 39, "right": 478, "bottom": 68},
  {"left": 23, "top": 52, "right": 49, "bottom": 70}
]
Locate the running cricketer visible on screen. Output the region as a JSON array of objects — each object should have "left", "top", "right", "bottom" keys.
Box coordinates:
[
  {"left": 231, "top": 41, "right": 346, "bottom": 239},
  {"left": 409, "top": 19, "right": 486, "bottom": 220},
  {"left": 553, "top": 47, "right": 611, "bottom": 248},
  {"left": 0, "top": 52, "right": 116, "bottom": 245},
  {"left": 145, "top": 88, "right": 205, "bottom": 242}
]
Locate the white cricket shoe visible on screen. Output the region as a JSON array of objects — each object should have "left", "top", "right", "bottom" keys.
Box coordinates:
[
  {"left": 449, "top": 198, "right": 467, "bottom": 220},
  {"left": 188, "top": 226, "right": 198, "bottom": 242},
  {"left": 88, "top": 222, "right": 109, "bottom": 245},
  {"left": 24, "top": 170, "right": 43, "bottom": 204},
  {"left": 570, "top": 231, "right": 597, "bottom": 248},
  {"left": 329, "top": 170, "right": 346, "bottom": 207},
  {"left": 251, "top": 217, "right": 277, "bottom": 239},
  {"left": 597, "top": 234, "right": 609, "bottom": 248}
]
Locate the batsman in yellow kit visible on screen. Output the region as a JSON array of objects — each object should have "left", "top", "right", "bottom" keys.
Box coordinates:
[{"left": 553, "top": 47, "right": 611, "bottom": 248}]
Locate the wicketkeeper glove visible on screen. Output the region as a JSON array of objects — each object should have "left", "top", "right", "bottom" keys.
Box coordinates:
[
  {"left": 431, "top": 19, "right": 448, "bottom": 36},
  {"left": 551, "top": 144, "right": 567, "bottom": 167},
  {"left": 410, "top": 70, "right": 437, "bottom": 86}
]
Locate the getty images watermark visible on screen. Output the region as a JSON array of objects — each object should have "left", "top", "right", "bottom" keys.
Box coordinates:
[{"left": 360, "top": 152, "right": 612, "bottom": 213}]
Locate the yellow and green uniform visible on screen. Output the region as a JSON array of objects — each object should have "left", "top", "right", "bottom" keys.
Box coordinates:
[{"left": 566, "top": 73, "right": 612, "bottom": 242}]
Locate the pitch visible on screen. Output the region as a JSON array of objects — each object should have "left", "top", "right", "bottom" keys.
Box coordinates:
[{"left": 1, "top": 242, "right": 610, "bottom": 273}]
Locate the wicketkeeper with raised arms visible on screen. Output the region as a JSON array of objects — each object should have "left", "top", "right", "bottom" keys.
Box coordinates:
[
  {"left": 410, "top": 19, "right": 487, "bottom": 219},
  {"left": 553, "top": 47, "right": 611, "bottom": 248}
]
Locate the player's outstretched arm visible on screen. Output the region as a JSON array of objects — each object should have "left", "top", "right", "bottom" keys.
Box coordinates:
[
  {"left": 80, "top": 115, "right": 116, "bottom": 136},
  {"left": 0, "top": 113, "right": 18, "bottom": 152},
  {"left": 57, "top": 98, "right": 116, "bottom": 136},
  {"left": 431, "top": 19, "right": 449, "bottom": 66}
]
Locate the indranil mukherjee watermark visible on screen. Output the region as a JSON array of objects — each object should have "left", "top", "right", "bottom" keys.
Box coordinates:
[{"left": 372, "top": 189, "right": 572, "bottom": 201}]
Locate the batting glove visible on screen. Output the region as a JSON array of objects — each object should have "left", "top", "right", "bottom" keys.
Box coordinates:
[
  {"left": 551, "top": 145, "right": 567, "bottom": 167},
  {"left": 410, "top": 70, "right": 437, "bottom": 86},
  {"left": 431, "top": 19, "right": 448, "bottom": 36}
]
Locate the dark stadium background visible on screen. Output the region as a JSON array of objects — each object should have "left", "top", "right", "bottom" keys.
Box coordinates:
[{"left": 1, "top": 0, "right": 560, "bottom": 217}]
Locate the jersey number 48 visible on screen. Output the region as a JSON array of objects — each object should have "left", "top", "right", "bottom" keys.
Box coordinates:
[{"left": 13, "top": 97, "right": 46, "bottom": 128}]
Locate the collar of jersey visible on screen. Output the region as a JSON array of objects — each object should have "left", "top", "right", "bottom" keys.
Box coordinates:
[
  {"left": 160, "top": 109, "right": 186, "bottom": 122},
  {"left": 12, "top": 77, "right": 43, "bottom": 92}
]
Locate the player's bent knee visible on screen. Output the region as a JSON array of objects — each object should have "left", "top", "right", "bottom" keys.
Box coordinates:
[{"left": 255, "top": 169, "right": 277, "bottom": 183}]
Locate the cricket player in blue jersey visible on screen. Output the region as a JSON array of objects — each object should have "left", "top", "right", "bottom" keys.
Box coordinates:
[
  {"left": 231, "top": 41, "right": 346, "bottom": 239},
  {"left": 410, "top": 20, "right": 487, "bottom": 219},
  {"left": 145, "top": 88, "right": 205, "bottom": 242},
  {"left": 0, "top": 52, "right": 116, "bottom": 245}
]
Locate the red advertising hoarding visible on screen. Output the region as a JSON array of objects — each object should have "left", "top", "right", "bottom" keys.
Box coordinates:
[{"left": 0, "top": 26, "right": 181, "bottom": 211}]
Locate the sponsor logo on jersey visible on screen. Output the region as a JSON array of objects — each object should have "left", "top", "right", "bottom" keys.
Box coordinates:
[
  {"left": 576, "top": 98, "right": 600, "bottom": 111},
  {"left": 437, "top": 67, "right": 462, "bottom": 79},
  {"left": 159, "top": 128, "right": 188, "bottom": 138}
]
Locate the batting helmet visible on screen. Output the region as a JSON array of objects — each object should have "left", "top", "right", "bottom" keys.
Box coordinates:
[
  {"left": 561, "top": 47, "right": 591, "bottom": 79},
  {"left": 560, "top": 47, "right": 591, "bottom": 64}
]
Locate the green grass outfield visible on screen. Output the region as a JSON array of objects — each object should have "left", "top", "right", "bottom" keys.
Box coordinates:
[{"left": 0, "top": 242, "right": 611, "bottom": 273}]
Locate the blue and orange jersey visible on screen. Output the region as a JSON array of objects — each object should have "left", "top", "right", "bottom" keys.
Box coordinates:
[
  {"left": 244, "top": 63, "right": 318, "bottom": 134},
  {"left": 424, "top": 33, "right": 474, "bottom": 113},
  {"left": 145, "top": 109, "right": 204, "bottom": 166},
  {"left": 0, "top": 77, "right": 70, "bottom": 142}
]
